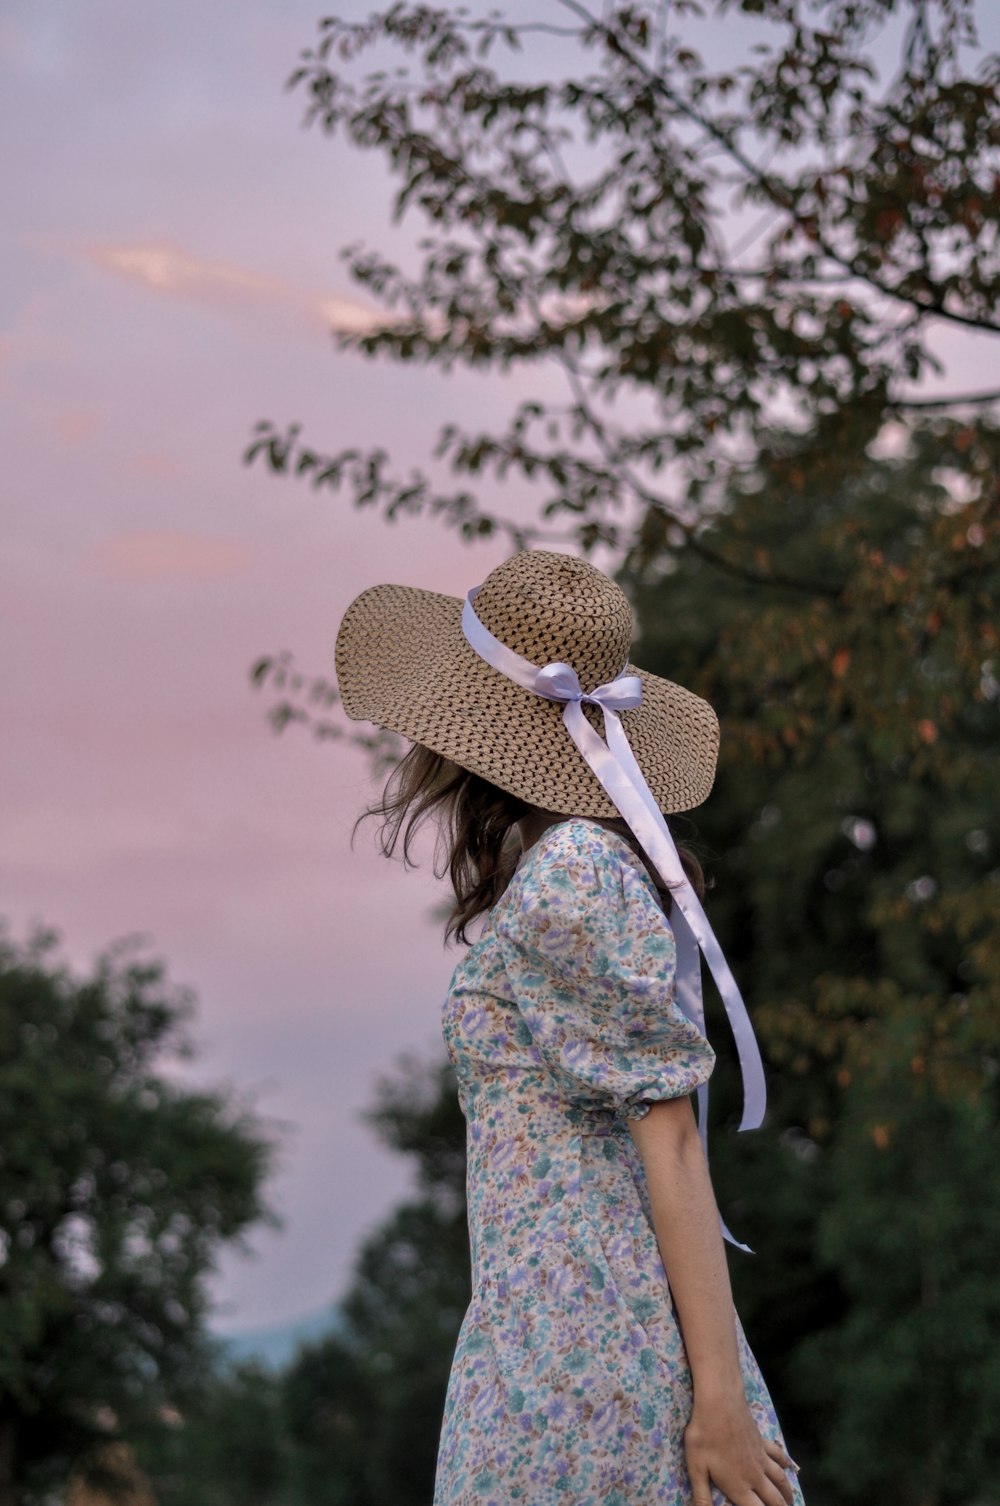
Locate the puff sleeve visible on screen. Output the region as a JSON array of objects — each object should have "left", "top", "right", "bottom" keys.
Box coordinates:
[{"left": 496, "top": 821, "right": 715, "bottom": 1119}]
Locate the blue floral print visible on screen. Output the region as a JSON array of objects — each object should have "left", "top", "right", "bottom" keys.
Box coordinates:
[{"left": 436, "top": 819, "right": 803, "bottom": 1506}]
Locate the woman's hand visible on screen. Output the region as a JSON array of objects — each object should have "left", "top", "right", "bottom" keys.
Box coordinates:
[{"left": 684, "top": 1392, "right": 796, "bottom": 1506}]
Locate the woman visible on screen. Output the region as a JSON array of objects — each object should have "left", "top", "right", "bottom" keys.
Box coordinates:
[{"left": 336, "top": 550, "right": 804, "bottom": 1506}]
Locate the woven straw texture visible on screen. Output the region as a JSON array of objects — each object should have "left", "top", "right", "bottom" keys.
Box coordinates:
[{"left": 334, "top": 551, "right": 719, "bottom": 818}]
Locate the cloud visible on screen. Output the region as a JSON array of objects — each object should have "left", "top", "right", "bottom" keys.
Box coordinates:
[
  {"left": 316, "top": 294, "right": 397, "bottom": 335},
  {"left": 0, "top": 291, "right": 77, "bottom": 389},
  {"left": 0, "top": 17, "right": 24, "bottom": 64},
  {"left": 95, "top": 243, "right": 273, "bottom": 298},
  {"left": 56, "top": 409, "right": 101, "bottom": 444},
  {"left": 93, "top": 531, "right": 254, "bottom": 580},
  {"left": 122, "top": 452, "right": 184, "bottom": 479},
  {"left": 89, "top": 241, "right": 387, "bottom": 335}
]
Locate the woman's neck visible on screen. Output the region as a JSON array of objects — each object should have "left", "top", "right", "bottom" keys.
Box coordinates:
[{"left": 516, "top": 809, "right": 565, "bottom": 856}]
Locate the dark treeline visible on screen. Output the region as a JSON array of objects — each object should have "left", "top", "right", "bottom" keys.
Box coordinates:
[{"left": 134, "top": 1060, "right": 468, "bottom": 1506}]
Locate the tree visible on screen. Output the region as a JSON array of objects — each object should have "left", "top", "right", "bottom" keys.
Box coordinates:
[
  {"left": 0, "top": 923, "right": 276, "bottom": 1506},
  {"left": 621, "top": 418, "right": 1000, "bottom": 1501},
  {"left": 282, "top": 1058, "right": 469, "bottom": 1506},
  {"left": 248, "top": 0, "right": 998, "bottom": 587},
  {"left": 137, "top": 1360, "right": 291, "bottom": 1506},
  {"left": 247, "top": 0, "right": 999, "bottom": 739}
]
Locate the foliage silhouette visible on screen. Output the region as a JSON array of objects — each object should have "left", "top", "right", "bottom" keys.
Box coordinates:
[{"left": 0, "top": 925, "right": 276, "bottom": 1506}]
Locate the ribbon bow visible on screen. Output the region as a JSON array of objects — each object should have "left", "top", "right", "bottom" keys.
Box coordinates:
[
  {"left": 533, "top": 661, "right": 643, "bottom": 716},
  {"left": 462, "top": 588, "right": 767, "bottom": 1251}
]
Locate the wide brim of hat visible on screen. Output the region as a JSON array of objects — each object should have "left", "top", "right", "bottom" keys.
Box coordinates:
[{"left": 335, "top": 583, "right": 719, "bottom": 818}]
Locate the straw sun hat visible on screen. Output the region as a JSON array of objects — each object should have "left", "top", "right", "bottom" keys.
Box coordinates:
[{"left": 334, "top": 550, "right": 720, "bottom": 819}]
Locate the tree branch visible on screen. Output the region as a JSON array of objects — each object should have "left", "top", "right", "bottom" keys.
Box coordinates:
[
  {"left": 887, "top": 388, "right": 1000, "bottom": 411},
  {"left": 555, "top": 0, "right": 1000, "bottom": 338},
  {"left": 556, "top": 354, "right": 843, "bottom": 599}
]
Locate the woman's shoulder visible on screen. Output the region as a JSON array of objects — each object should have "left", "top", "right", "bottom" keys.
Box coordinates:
[
  {"left": 496, "top": 818, "right": 669, "bottom": 951},
  {"left": 518, "top": 818, "right": 645, "bottom": 893}
]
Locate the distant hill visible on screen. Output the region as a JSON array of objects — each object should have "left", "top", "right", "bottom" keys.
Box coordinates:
[{"left": 214, "top": 1306, "right": 343, "bottom": 1370}]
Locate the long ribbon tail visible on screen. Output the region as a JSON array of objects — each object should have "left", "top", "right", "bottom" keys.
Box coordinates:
[
  {"left": 670, "top": 907, "right": 752, "bottom": 1252},
  {"left": 669, "top": 908, "right": 712, "bottom": 1150},
  {"left": 561, "top": 701, "right": 764, "bottom": 1251},
  {"left": 561, "top": 700, "right": 767, "bottom": 1131},
  {"left": 665, "top": 900, "right": 710, "bottom": 1150}
]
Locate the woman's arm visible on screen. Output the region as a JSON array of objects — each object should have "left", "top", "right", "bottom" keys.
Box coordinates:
[{"left": 629, "top": 1096, "right": 796, "bottom": 1506}]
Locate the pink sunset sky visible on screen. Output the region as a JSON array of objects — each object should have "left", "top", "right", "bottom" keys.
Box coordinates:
[
  {"left": 3, "top": 1, "right": 997, "bottom": 1335},
  {"left": 1, "top": 0, "right": 539, "bottom": 1333}
]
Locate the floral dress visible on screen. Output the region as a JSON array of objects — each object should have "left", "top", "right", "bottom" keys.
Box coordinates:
[{"left": 436, "top": 819, "right": 803, "bottom": 1506}]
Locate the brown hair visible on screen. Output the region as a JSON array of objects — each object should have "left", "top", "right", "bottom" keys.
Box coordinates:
[{"left": 358, "top": 744, "right": 706, "bottom": 945}]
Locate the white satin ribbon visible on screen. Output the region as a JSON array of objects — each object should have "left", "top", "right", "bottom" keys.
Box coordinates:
[{"left": 462, "top": 588, "right": 766, "bottom": 1251}]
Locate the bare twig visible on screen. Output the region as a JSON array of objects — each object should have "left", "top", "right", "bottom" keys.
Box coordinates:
[{"left": 888, "top": 388, "right": 1000, "bottom": 412}]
